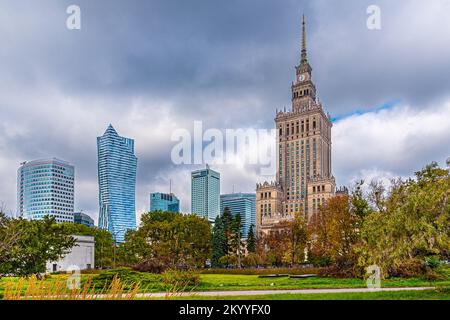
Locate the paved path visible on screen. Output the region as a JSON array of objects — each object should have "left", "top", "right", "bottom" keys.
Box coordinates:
[{"left": 137, "top": 286, "right": 436, "bottom": 298}]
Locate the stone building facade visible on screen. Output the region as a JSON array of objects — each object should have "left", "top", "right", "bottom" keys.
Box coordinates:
[{"left": 256, "top": 16, "right": 336, "bottom": 235}]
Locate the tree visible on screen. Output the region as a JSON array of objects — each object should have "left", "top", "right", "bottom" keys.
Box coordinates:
[
  {"left": 118, "top": 211, "right": 212, "bottom": 271},
  {"left": 259, "top": 226, "right": 291, "bottom": 267},
  {"left": 229, "top": 214, "right": 244, "bottom": 268},
  {"left": 246, "top": 224, "right": 256, "bottom": 253},
  {"left": 351, "top": 180, "right": 372, "bottom": 221},
  {"left": 222, "top": 207, "right": 233, "bottom": 254},
  {"left": 2, "top": 216, "right": 76, "bottom": 278},
  {"left": 288, "top": 215, "right": 309, "bottom": 267},
  {"left": 357, "top": 162, "right": 450, "bottom": 277},
  {"left": 310, "top": 194, "right": 361, "bottom": 275},
  {"left": 211, "top": 215, "right": 226, "bottom": 267},
  {"left": 0, "top": 213, "right": 21, "bottom": 276},
  {"left": 242, "top": 253, "right": 262, "bottom": 268}
]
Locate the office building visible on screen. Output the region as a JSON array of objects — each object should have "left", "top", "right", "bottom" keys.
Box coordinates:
[
  {"left": 191, "top": 165, "right": 220, "bottom": 222},
  {"left": 97, "top": 124, "right": 137, "bottom": 243},
  {"left": 220, "top": 193, "right": 256, "bottom": 238},
  {"left": 150, "top": 192, "right": 180, "bottom": 213},
  {"left": 17, "top": 158, "right": 75, "bottom": 223},
  {"left": 74, "top": 211, "right": 95, "bottom": 228}
]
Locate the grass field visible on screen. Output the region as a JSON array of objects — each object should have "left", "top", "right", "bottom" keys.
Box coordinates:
[{"left": 1, "top": 265, "right": 449, "bottom": 299}]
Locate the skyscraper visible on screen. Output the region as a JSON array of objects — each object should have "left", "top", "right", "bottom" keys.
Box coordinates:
[
  {"left": 17, "top": 158, "right": 75, "bottom": 223},
  {"left": 220, "top": 193, "right": 256, "bottom": 238},
  {"left": 256, "top": 16, "right": 336, "bottom": 234},
  {"left": 97, "top": 124, "right": 137, "bottom": 243},
  {"left": 191, "top": 165, "right": 220, "bottom": 223},
  {"left": 150, "top": 192, "right": 180, "bottom": 213}
]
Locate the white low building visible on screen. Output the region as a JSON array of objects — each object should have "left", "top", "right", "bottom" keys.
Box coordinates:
[{"left": 46, "top": 235, "right": 95, "bottom": 273}]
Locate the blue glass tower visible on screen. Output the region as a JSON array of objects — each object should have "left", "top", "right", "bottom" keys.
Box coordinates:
[
  {"left": 97, "top": 125, "right": 137, "bottom": 243},
  {"left": 150, "top": 192, "right": 180, "bottom": 213},
  {"left": 220, "top": 193, "right": 256, "bottom": 238},
  {"left": 191, "top": 165, "right": 220, "bottom": 223},
  {"left": 17, "top": 158, "right": 75, "bottom": 223},
  {"left": 74, "top": 212, "right": 95, "bottom": 228}
]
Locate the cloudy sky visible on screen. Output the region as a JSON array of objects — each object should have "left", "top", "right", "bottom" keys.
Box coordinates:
[{"left": 1, "top": 0, "right": 449, "bottom": 223}]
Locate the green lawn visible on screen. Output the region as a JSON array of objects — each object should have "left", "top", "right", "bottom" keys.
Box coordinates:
[
  {"left": 195, "top": 274, "right": 448, "bottom": 291},
  {"left": 1, "top": 265, "right": 450, "bottom": 299}
]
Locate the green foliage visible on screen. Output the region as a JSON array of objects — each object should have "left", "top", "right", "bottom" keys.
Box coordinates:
[
  {"left": 246, "top": 224, "right": 256, "bottom": 253},
  {"left": 211, "top": 215, "right": 226, "bottom": 267},
  {"left": 229, "top": 213, "right": 244, "bottom": 268},
  {"left": 218, "top": 254, "right": 238, "bottom": 268},
  {"left": 242, "top": 253, "right": 262, "bottom": 267},
  {"left": 351, "top": 180, "right": 373, "bottom": 220},
  {"left": 357, "top": 162, "right": 450, "bottom": 277},
  {"left": 425, "top": 256, "right": 441, "bottom": 269},
  {"left": 222, "top": 207, "right": 233, "bottom": 254},
  {"left": 91, "top": 267, "right": 161, "bottom": 291},
  {"left": 117, "top": 211, "right": 211, "bottom": 271},
  {"left": 161, "top": 269, "right": 200, "bottom": 288},
  {"left": 0, "top": 216, "right": 76, "bottom": 277}
]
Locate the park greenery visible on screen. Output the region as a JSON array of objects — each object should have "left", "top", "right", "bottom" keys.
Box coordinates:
[
  {"left": 0, "top": 215, "right": 75, "bottom": 278},
  {"left": 117, "top": 211, "right": 211, "bottom": 271},
  {"left": 256, "top": 161, "right": 449, "bottom": 278},
  {"left": 0, "top": 160, "right": 449, "bottom": 288}
]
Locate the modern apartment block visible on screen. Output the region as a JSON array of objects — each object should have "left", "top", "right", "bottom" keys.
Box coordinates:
[
  {"left": 191, "top": 165, "right": 220, "bottom": 223},
  {"left": 17, "top": 158, "right": 75, "bottom": 223},
  {"left": 256, "top": 16, "right": 336, "bottom": 234},
  {"left": 150, "top": 192, "right": 180, "bottom": 213},
  {"left": 220, "top": 193, "right": 256, "bottom": 238},
  {"left": 97, "top": 124, "right": 137, "bottom": 243}
]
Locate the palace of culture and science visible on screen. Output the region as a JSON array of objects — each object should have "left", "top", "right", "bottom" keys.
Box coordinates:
[{"left": 256, "top": 16, "right": 340, "bottom": 234}]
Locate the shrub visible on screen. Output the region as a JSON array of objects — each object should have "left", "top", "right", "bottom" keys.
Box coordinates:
[
  {"left": 389, "top": 259, "right": 427, "bottom": 278},
  {"left": 91, "top": 268, "right": 162, "bottom": 292},
  {"left": 200, "top": 267, "right": 320, "bottom": 275},
  {"left": 133, "top": 259, "right": 167, "bottom": 274},
  {"left": 161, "top": 269, "right": 200, "bottom": 289},
  {"left": 242, "top": 253, "right": 262, "bottom": 268},
  {"left": 425, "top": 256, "right": 441, "bottom": 269}
]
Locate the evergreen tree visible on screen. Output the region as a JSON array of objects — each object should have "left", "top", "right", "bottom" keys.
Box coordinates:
[
  {"left": 211, "top": 215, "right": 226, "bottom": 267},
  {"left": 246, "top": 224, "right": 256, "bottom": 253},
  {"left": 230, "top": 213, "right": 244, "bottom": 268},
  {"left": 222, "top": 207, "right": 233, "bottom": 254}
]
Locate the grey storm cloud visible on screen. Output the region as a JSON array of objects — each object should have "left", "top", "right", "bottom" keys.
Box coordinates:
[{"left": 0, "top": 0, "right": 450, "bottom": 221}]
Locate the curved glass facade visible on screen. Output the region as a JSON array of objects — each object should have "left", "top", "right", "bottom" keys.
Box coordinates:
[
  {"left": 17, "top": 158, "right": 75, "bottom": 223},
  {"left": 97, "top": 125, "right": 137, "bottom": 243}
]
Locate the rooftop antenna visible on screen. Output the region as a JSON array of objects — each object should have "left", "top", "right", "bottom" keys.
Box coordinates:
[{"left": 169, "top": 179, "right": 172, "bottom": 195}]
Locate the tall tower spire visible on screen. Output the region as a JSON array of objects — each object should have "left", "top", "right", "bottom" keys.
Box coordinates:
[{"left": 301, "top": 14, "right": 308, "bottom": 65}]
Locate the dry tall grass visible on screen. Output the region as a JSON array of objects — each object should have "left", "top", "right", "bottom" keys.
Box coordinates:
[{"left": 3, "top": 275, "right": 140, "bottom": 300}]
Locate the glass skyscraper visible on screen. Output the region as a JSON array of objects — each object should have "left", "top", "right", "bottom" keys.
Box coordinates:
[
  {"left": 17, "top": 158, "right": 75, "bottom": 223},
  {"left": 191, "top": 165, "right": 220, "bottom": 223},
  {"left": 220, "top": 193, "right": 256, "bottom": 238},
  {"left": 97, "top": 125, "right": 137, "bottom": 243},
  {"left": 74, "top": 212, "right": 95, "bottom": 228},
  {"left": 150, "top": 192, "right": 180, "bottom": 213}
]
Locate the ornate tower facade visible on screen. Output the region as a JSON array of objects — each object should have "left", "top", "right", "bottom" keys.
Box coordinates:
[{"left": 256, "top": 16, "right": 335, "bottom": 234}]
